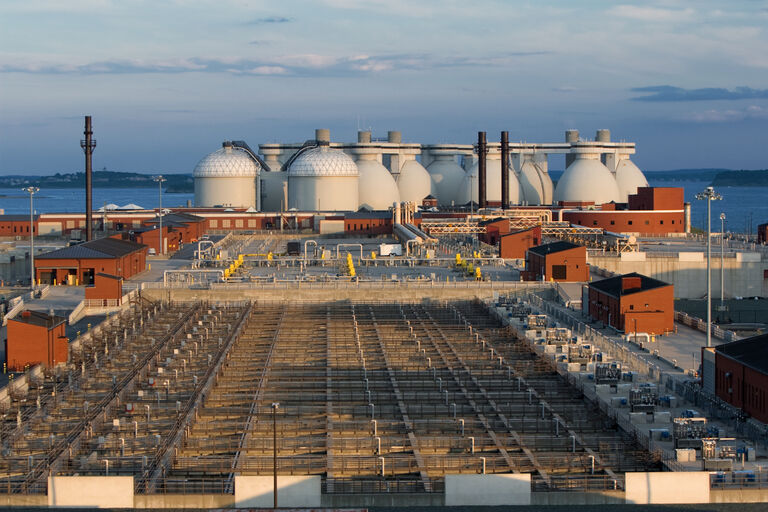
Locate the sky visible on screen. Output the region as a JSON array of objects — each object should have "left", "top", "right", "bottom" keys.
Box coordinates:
[{"left": 1, "top": 0, "right": 767, "bottom": 174}]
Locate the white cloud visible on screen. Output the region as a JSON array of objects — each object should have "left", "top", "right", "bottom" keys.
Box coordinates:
[
  {"left": 608, "top": 5, "right": 695, "bottom": 22},
  {"left": 683, "top": 105, "right": 768, "bottom": 122}
]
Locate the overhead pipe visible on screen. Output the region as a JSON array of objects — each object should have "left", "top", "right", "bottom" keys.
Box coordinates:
[
  {"left": 477, "top": 132, "right": 487, "bottom": 209},
  {"left": 501, "top": 131, "right": 509, "bottom": 210}
]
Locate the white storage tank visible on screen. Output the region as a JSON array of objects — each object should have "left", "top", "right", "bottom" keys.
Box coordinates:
[
  {"left": 193, "top": 144, "right": 259, "bottom": 208},
  {"left": 287, "top": 146, "right": 359, "bottom": 211},
  {"left": 356, "top": 154, "right": 400, "bottom": 210},
  {"left": 517, "top": 156, "right": 553, "bottom": 206},
  {"left": 425, "top": 150, "right": 466, "bottom": 205},
  {"left": 614, "top": 156, "right": 649, "bottom": 202},
  {"left": 554, "top": 145, "right": 621, "bottom": 205},
  {"left": 396, "top": 157, "right": 435, "bottom": 204},
  {"left": 457, "top": 151, "right": 520, "bottom": 206}
]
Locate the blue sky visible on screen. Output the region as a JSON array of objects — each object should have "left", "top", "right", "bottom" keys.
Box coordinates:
[{"left": 1, "top": 0, "right": 767, "bottom": 174}]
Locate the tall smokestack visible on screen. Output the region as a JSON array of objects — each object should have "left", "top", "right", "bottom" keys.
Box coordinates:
[
  {"left": 477, "top": 131, "right": 487, "bottom": 209},
  {"left": 80, "top": 116, "right": 96, "bottom": 241},
  {"left": 501, "top": 131, "right": 509, "bottom": 210}
]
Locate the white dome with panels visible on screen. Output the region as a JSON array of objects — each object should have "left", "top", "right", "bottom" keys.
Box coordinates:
[
  {"left": 194, "top": 145, "right": 259, "bottom": 208},
  {"left": 287, "top": 146, "right": 359, "bottom": 211},
  {"left": 288, "top": 147, "right": 359, "bottom": 176},
  {"left": 193, "top": 146, "right": 260, "bottom": 177}
]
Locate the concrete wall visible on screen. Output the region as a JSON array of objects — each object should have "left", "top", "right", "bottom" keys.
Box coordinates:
[
  {"left": 588, "top": 253, "right": 768, "bottom": 298},
  {"left": 234, "top": 475, "right": 321, "bottom": 508},
  {"left": 625, "top": 471, "right": 710, "bottom": 504},
  {"left": 48, "top": 476, "right": 134, "bottom": 508},
  {"left": 445, "top": 474, "right": 531, "bottom": 506}
]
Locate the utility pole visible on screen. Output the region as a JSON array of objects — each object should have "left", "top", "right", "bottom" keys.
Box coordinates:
[
  {"left": 23, "top": 187, "right": 39, "bottom": 290},
  {"left": 153, "top": 176, "right": 166, "bottom": 255},
  {"left": 696, "top": 186, "right": 722, "bottom": 347}
]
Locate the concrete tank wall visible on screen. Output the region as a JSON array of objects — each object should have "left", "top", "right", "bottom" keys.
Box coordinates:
[
  {"left": 288, "top": 175, "right": 359, "bottom": 211},
  {"left": 195, "top": 176, "right": 256, "bottom": 208}
]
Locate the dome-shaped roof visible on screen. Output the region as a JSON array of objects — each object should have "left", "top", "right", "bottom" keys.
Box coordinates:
[
  {"left": 193, "top": 146, "right": 259, "bottom": 178},
  {"left": 615, "top": 158, "right": 648, "bottom": 202},
  {"left": 426, "top": 155, "right": 465, "bottom": 205},
  {"left": 519, "top": 160, "right": 549, "bottom": 206},
  {"left": 288, "top": 146, "right": 358, "bottom": 177},
  {"left": 397, "top": 160, "right": 435, "bottom": 203},
  {"left": 553, "top": 156, "right": 620, "bottom": 205},
  {"left": 458, "top": 157, "right": 520, "bottom": 205},
  {"left": 357, "top": 159, "right": 400, "bottom": 210}
]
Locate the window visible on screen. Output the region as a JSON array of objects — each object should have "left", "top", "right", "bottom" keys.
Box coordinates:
[
  {"left": 660, "top": 220, "right": 664, "bottom": 225},
  {"left": 210, "top": 220, "right": 218, "bottom": 228},
  {"left": 610, "top": 220, "right": 615, "bottom": 225},
  {"left": 628, "top": 220, "right": 633, "bottom": 225},
  {"left": 764, "top": 269, "right": 768, "bottom": 279},
  {"left": 644, "top": 220, "right": 650, "bottom": 225},
  {"left": 235, "top": 219, "right": 243, "bottom": 228},
  {"left": 672, "top": 220, "right": 675, "bottom": 224},
  {"left": 222, "top": 219, "right": 231, "bottom": 228},
  {"left": 629, "top": 304, "right": 634, "bottom": 310},
  {"left": 593, "top": 220, "right": 598, "bottom": 226}
]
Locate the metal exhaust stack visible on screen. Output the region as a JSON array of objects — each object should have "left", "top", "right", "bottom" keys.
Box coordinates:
[
  {"left": 477, "top": 131, "right": 487, "bottom": 209},
  {"left": 80, "top": 116, "right": 96, "bottom": 241},
  {"left": 501, "top": 131, "right": 509, "bottom": 210}
]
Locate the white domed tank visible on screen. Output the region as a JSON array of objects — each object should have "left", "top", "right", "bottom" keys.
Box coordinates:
[
  {"left": 614, "top": 156, "right": 649, "bottom": 202},
  {"left": 518, "top": 159, "right": 550, "bottom": 206},
  {"left": 356, "top": 155, "right": 400, "bottom": 210},
  {"left": 457, "top": 152, "right": 520, "bottom": 206},
  {"left": 425, "top": 151, "right": 465, "bottom": 205},
  {"left": 396, "top": 158, "right": 435, "bottom": 204},
  {"left": 554, "top": 147, "right": 621, "bottom": 205},
  {"left": 287, "top": 146, "right": 359, "bottom": 211},
  {"left": 194, "top": 144, "right": 259, "bottom": 207}
]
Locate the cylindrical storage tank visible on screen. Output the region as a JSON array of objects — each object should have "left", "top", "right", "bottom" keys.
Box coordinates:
[
  {"left": 425, "top": 152, "right": 466, "bottom": 205},
  {"left": 356, "top": 155, "right": 400, "bottom": 210},
  {"left": 287, "top": 147, "right": 359, "bottom": 211},
  {"left": 518, "top": 159, "right": 547, "bottom": 206},
  {"left": 565, "top": 129, "right": 579, "bottom": 169},
  {"left": 193, "top": 145, "right": 259, "bottom": 207},
  {"left": 595, "top": 129, "right": 611, "bottom": 142},
  {"left": 614, "top": 156, "right": 649, "bottom": 202},
  {"left": 458, "top": 152, "right": 520, "bottom": 206},
  {"left": 397, "top": 158, "right": 435, "bottom": 204},
  {"left": 553, "top": 148, "right": 621, "bottom": 205}
]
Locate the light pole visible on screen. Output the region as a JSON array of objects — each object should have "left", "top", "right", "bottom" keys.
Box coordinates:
[
  {"left": 272, "top": 402, "right": 280, "bottom": 508},
  {"left": 695, "top": 186, "right": 722, "bottom": 347},
  {"left": 153, "top": 176, "right": 166, "bottom": 255},
  {"left": 720, "top": 213, "right": 726, "bottom": 317},
  {"left": 23, "top": 187, "right": 39, "bottom": 291}
]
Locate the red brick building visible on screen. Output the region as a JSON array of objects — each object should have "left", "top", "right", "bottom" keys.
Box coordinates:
[
  {"left": 560, "top": 187, "right": 685, "bottom": 235},
  {"left": 711, "top": 333, "right": 768, "bottom": 424},
  {"left": 499, "top": 226, "right": 541, "bottom": 259},
  {"left": 758, "top": 222, "right": 768, "bottom": 244},
  {"left": 523, "top": 241, "right": 588, "bottom": 282},
  {"left": 85, "top": 273, "right": 124, "bottom": 303},
  {"left": 586, "top": 273, "right": 674, "bottom": 334},
  {"left": 6, "top": 310, "right": 68, "bottom": 371},
  {"left": 35, "top": 238, "right": 147, "bottom": 285},
  {"left": 0, "top": 215, "right": 37, "bottom": 237},
  {"left": 344, "top": 212, "right": 393, "bottom": 235},
  {"left": 478, "top": 218, "right": 510, "bottom": 245}
]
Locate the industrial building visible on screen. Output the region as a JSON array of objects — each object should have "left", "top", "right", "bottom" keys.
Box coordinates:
[
  {"left": 703, "top": 332, "right": 768, "bottom": 424},
  {"left": 499, "top": 227, "right": 542, "bottom": 260},
  {"left": 586, "top": 273, "right": 674, "bottom": 335},
  {"left": 34, "top": 238, "right": 147, "bottom": 285},
  {"left": 523, "top": 241, "right": 589, "bottom": 282},
  {"left": 5, "top": 310, "right": 68, "bottom": 371}
]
